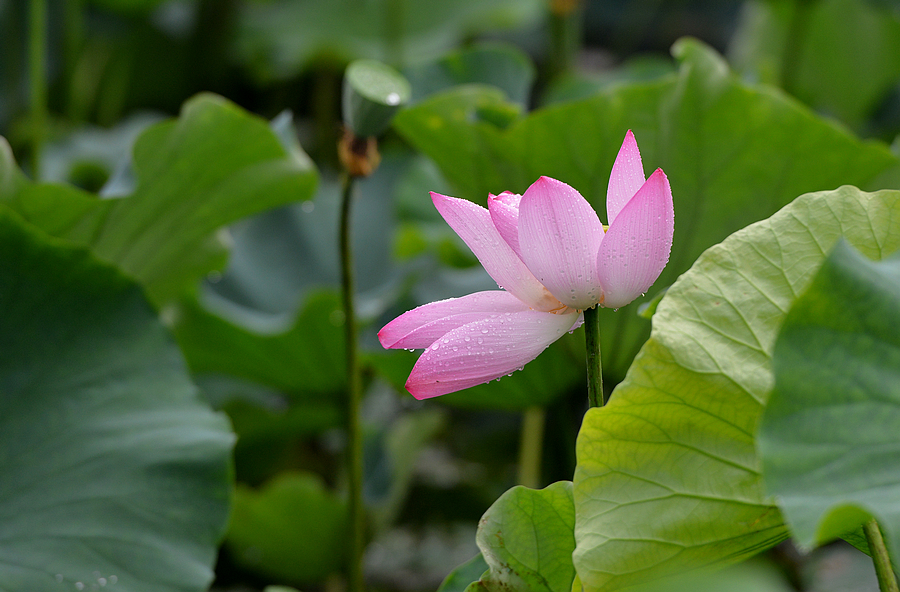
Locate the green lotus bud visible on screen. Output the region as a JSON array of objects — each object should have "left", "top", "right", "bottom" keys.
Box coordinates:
[{"left": 342, "top": 59, "right": 411, "bottom": 138}]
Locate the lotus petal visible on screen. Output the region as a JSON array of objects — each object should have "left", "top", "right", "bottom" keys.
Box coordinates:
[
  {"left": 405, "top": 309, "right": 581, "bottom": 399},
  {"left": 518, "top": 177, "right": 605, "bottom": 310}
]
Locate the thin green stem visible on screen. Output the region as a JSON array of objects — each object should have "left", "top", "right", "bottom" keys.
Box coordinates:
[
  {"left": 340, "top": 174, "right": 365, "bottom": 592},
  {"left": 29, "top": 0, "right": 47, "bottom": 179},
  {"left": 547, "top": 0, "right": 583, "bottom": 81},
  {"left": 864, "top": 519, "right": 899, "bottom": 592},
  {"left": 63, "top": 0, "right": 84, "bottom": 121},
  {"left": 584, "top": 306, "right": 604, "bottom": 408},
  {"left": 517, "top": 406, "right": 546, "bottom": 489},
  {"left": 779, "top": 0, "right": 817, "bottom": 95}
]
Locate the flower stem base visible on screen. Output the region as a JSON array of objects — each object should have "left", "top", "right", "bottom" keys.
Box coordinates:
[{"left": 584, "top": 306, "right": 604, "bottom": 408}]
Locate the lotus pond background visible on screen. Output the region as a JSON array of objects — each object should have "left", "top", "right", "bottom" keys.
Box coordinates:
[{"left": 2, "top": 1, "right": 900, "bottom": 591}]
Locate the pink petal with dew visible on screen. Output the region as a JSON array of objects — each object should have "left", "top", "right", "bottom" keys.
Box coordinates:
[
  {"left": 431, "top": 192, "right": 560, "bottom": 311},
  {"left": 378, "top": 291, "right": 528, "bottom": 350},
  {"left": 596, "top": 168, "right": 674, "bottom": 309},
  {"left": 405, "top": 309, "right": 581, "bottom": 399},
  {"left": 488, "top": 191, "right": 523, "bottom": 258},
  {"left": 607, "top": 130, "right": 645, "bottom": 226},
  {"left": 518, "top": 177, "right": 605, "bottom": 310}
]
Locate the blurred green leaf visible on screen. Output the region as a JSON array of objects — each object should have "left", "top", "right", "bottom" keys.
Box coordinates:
[
  {"left": 87, "top": 0, "right": 177, "bottom": 13},
  {"left": 438, "top": 554, "right": 489, "bottom": 592},
  {"left": 236, "top": 0, "right": 543, "bottom": 81},
  {"left": 0, "top": 94, "right": 318, "bottom": 306},
  {"left": 40, "top": 114, "right": 164, "bottom": 189},
  {"left": 730, "top": 0, "right": 900, "bottom": 132},
  {"left": 404, "top": 43, "right": 536, "bottom": 106},
  {"left": 0, "top": 210, "right": 233, "bottom": 592},
  {"left": 366, "top": 408, "right": 448, "bottom": 529},
  {"left": 759, "top": 240, "right": 900, "bottom": 559},
  {"left": 394, "top": 38, "right": 900, "bottom": 380},
  {"left": 172, "top": 290, "right": 347, "bottom": 484},
  {"left": 468, "top": 482, "right": 576, "bottom": 592},
  {"left": 573, "top": 186, "right": 900, "bottom": 591},
  {"left": 226, "top": 472, "right": 348, "bottom": 584},
  {"left": 173, "top": 290, "right": 347, "bottom": 397},
  {"left": 541, "top": 55, "right": 676, "bottom": 106},
  {"left": 204, "top": 155, "right": 403, "bottom": 318}
]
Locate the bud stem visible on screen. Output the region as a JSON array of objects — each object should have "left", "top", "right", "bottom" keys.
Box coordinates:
[{"left": 864, "top": 519, "right": 899, "bottom": 592}]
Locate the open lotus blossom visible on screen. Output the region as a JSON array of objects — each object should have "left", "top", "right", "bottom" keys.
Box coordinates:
[{"left": 379, "top": 130, "right": 674, "bottom": 399}]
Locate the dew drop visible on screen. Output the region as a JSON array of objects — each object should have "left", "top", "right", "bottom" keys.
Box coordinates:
[
  {"left": 75, "top": 584, "right": 84, "bottom": 591},
  {"left": 55, "top": 575, "right": 63, "bottom": 583}
]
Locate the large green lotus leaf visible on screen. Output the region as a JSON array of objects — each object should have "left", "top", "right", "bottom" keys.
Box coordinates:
[
  {"left": 172, "top": 290, "right": 346, "bottom": 398},
  {"left": 0, "top": 94, "right": 317, "bottom": 305},
  {"left": 235, "top": 0, "right": 542, "bottom": 81},
  {"left": 226, "top": 472, "right": 347, "bottom": 584},
  {"left": 0, "top": 211, "right": 234, "bottom": 591},
  {"left": 466, "top": 482, "right": 576, "bottom": 592},
  {"left": 171, "top": 291, "right": 347, "bottom": 484},
  {"left": 730, "top": 0, "right": 900, "bottom": 132},
  {"left": 572, "top": 186, "right": 900, "bottom": 591},
  {"left": 759, "top": 240, "right": 900, "bottom": 560},
  {"left": 394, "top": 38, "right": 900, "bottom": 379}
]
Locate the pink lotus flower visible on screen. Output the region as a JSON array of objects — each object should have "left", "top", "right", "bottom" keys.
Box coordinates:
[{"left": 379, "top": 131, "right": 674, "bottom": 399}]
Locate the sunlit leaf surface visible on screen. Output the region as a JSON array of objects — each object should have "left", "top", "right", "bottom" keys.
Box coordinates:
[
  {"left": 470, "top": 482, "right": 576, "bottom": 592},
  {"left": 573, "top": 187, "right": 900, "bottom": 591}
]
